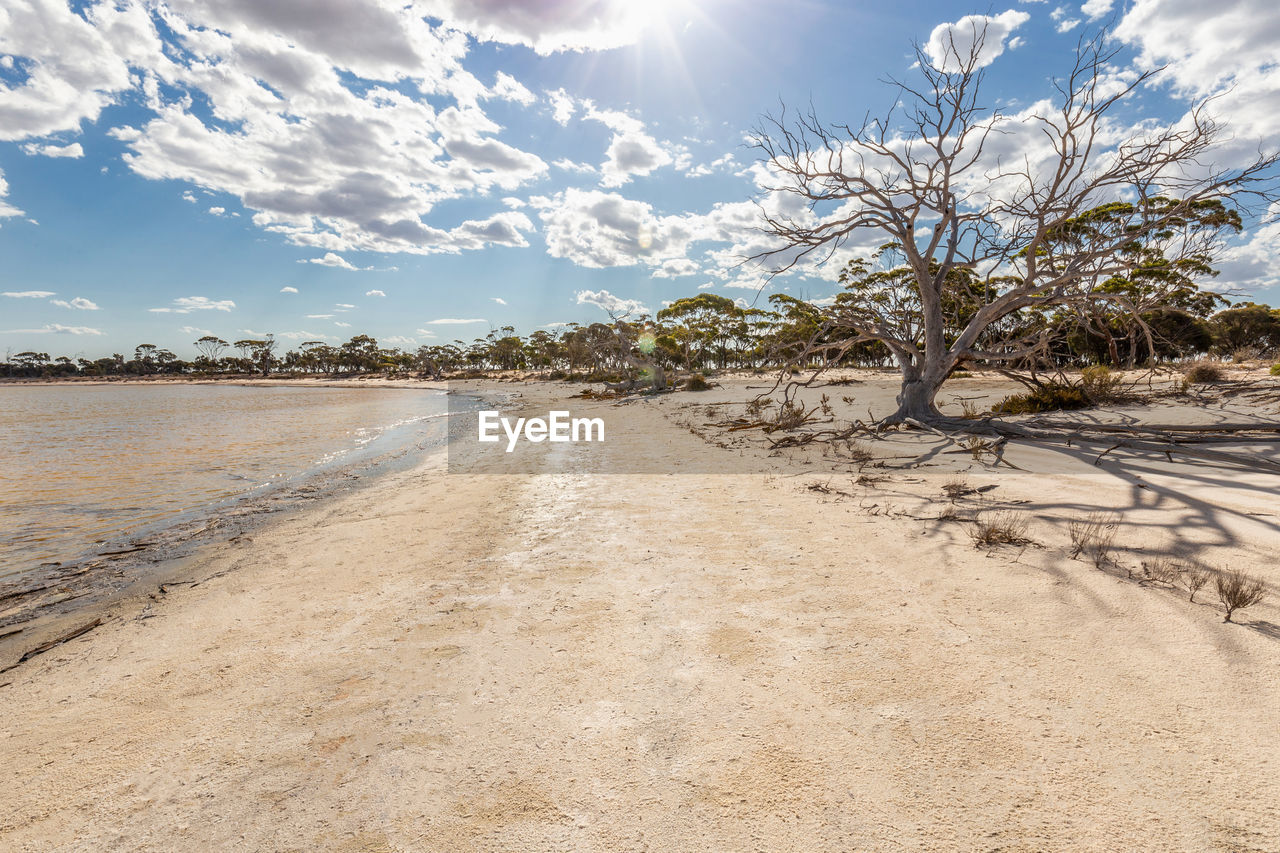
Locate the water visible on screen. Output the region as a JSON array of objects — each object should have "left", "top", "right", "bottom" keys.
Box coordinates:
[{"left": 0, "top": 383, "right": 455, "bottom": 580}]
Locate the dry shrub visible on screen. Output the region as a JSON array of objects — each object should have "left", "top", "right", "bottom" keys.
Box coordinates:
[
  {"left": 1182, "top": 566, "right": 1212, "bottom": 603},
  {"left": 942, "top": 475, "right": 972, "bottom": 500},
  {"left": 961, "top": 436, "right": 997, "bottom": 461},
  {"left": 1231, "top": 346, "right": 1262, "bottom": 364},
  {"left": 1141, "top": 556, "right": 1185, "bottom": 586},
  {"left": 769, "top": 400, "right": 812, "bottom": 431},
  {"left": 970, "top": 511, "right": 1030, "bottom": 548},
  {"left": 1079, "top": 365, "right": 1123, "bottom": 404},
  {"left": 992, "top": 382, "right": 1091, "bottom": 415},
  {"left": 1183, "top": 362, "right": 1224, "bottom": 384},
  {"left": 958, "top": 398, "right": 984, "bottom": 419},
  {"left": 837, "top": 438, "right": 873, "bottom": 463},
  {"left": 1270, "top": 364, "right": 1280, "bottom": 377},
  {"left": 685, "top": 373, "right": 712, "bottom": 391},
  {"left": 1068, "top": 511, "right": 1119, "bottom": 567},
  {"left": 1216, "top": 569, "right": 1266, "bottom": 623}
]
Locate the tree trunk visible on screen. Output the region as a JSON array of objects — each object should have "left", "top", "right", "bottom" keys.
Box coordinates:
[{"left": 887, "top": 371, "right": 945, "bottom": 423}]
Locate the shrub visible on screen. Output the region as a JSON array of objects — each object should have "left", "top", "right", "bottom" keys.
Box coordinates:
[
  {"left": 1068, "top": 512, "right": 1119, "bottom": 568},
  {"left": 942, "top": 475, "right": 973, "bottom": 500},
  {"left": 1270, "top": 364, "right": 1280, "bottom": 376},
  {"left": 992, "top": 382, "right": 1091, "bottom": 415},
  {"left": 1216, "top": 569, "right": 1266, "bottom": 623},
  {"left": 1183, "top": 362, "right": 1224, "bottom": 384},
  {"left": 1079, "top": 365, "right": 1123, "bottom": 404},
  {"left": 1182, "top": 566, "right": 1212, "bottom": 603},
  {"left": 970, "top": 511, "right": 1030, "bottom": 548},
  {"left": 1141, "top": 557, "right": 1184, "bottom": 586},
  {"left": 685, "top": 373, "right": 712, "bottom": 391}
]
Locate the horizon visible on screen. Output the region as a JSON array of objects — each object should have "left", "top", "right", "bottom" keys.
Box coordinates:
[{"left": 3, "top": 1, "right": 1280, "bottom": 360}]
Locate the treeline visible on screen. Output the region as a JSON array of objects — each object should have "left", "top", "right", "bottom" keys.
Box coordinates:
[{"left": 4, "top": 292, "right": 1280, "bottom": 380}]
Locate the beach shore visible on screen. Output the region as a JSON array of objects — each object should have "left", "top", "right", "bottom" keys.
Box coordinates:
[{"left": 2, "top": 376, "right": 1279, "bottom": 850}]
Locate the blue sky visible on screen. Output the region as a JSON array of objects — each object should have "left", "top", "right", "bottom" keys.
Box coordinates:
[{"left": 2, "top": 0, "right": 1278, "bottom": 358}]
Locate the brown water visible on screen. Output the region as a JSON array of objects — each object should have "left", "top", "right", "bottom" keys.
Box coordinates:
[{"left": 0, "top": 383, "right": 453, "bottom": 580}]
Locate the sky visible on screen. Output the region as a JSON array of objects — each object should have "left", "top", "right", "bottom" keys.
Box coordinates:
[{"left": 1, "top": 0, "right": 1279, "bottom": 359}]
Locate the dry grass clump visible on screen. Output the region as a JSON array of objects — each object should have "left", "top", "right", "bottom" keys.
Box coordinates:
[
  {"left": 1183, "top": 362, "right": 1224, "bottom": 384},
  {"left": 969, "top": 511, "right": 1031, "bottom": 548},
  {"left": 685, "top": 373, "right": 712, "bottom": 391},
  {"left": 1216, "top": 568, "right": 1266, "bottom": 623},
  {"left": 1079, "top": 365, "right": 1124, "bottom": 404},
  {"left": 1140, "top": 556, "right": 1185, "bottom": 586},
  {"left": 769, "top": 400, "right": 812, "bottom": 431},
  {"left": 991, "top": 382, "right": 1091, "bottom": 415},
  {"left": 1068, "top": 511, "right": 1119, "bottom": 568},
  {"left": 1270, "top": 363, "right": 1280, "bottom": 377},
  {"left": 942, "top": 475, "right": 973, "bottom": 500}
]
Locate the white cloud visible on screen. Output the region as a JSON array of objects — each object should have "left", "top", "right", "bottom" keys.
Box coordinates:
[
  {"left": 21, "top": 142, "right": 84, "bottom": 158},
  {"left": 306, "top": 252, "right": 361, "bottom": 270},
  {"left": 487, "top": 71, "right": 534, "bottom": 105},
  {"left": 182, "top": 191, "right": 197, "bottom": 203},
  {"left": 422, "top": 317, "right": 486, "bottom": 324},
  {"left": 384, "top": 335, "right": 416, "bottom": 347},
  {"left": 697, "top": 282, "right": 715, "bottom": 290},
  {"left": 178, "top": 325, "right": 215, "bottom": 337},
  {"left": 490, "top": 296, "right": 507, "bottom": 305},
  {"left": 575, "top": 289, "right": 648, "bottom": 316},
  {"left": 1056, "top": 17, "right": 1081, "bottom": 33},
  {"left": 1112, "top": 0, "right": 1280, "bottom": 167},
  {"left": 365, "top": 289, "right": 385, "bottom": 297},
  {"left": 306, "top": 314, "right": 335, "bottom": 319},
  {"left": 280, "top": 286, "right": 298, "bottom": 293},
  {"left": 419, "top": 0, "right": 659, "bottom": 55},
  {"left": 209, "top": 206, "right": 226, "bottom": 215},
  {"left": 335, "top": 320, "right": 352, "bottom": 327},
  {"left": 3, "top": 290, "right": 55, "bottom": 298},
  {"left": 547, "top": 88, "right": 576, "bottom": 124},
  {"left": 413, "top": 327, "right": 437, "bottom": 336},
  {"left": 148, "top": 295, "right": 235, "bottom": 313},
  {"left": 0, "top": 169, "right": 26, "bottom": 220},
  {"left": 1081, "top": 0, "right": 1113, "bottom": 19},
  {"left": 0, "top": 0, "right": 550, "bottom": 259},
  {"left": 583, "top": 103, "right": 675, "bottom": 187},
  {"left": 924, "top": 10, "right": 1031, "bottom": 70},
  {"left": 335, "top": 303, "right": 356, "bottom": 309},
  {"left": 2, "top": 323, "right": 104, "bottom": 335},
  {"left": 50, "top": 296, "right": 99, "bottom": 310}
]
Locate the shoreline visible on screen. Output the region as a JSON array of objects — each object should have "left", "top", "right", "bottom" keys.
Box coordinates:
[
  {"left": 1, "top": 378, "right": 1278, "bottom": 849},
  {"left": 0, "top": 383, "right": 512, "bottom": 668}
]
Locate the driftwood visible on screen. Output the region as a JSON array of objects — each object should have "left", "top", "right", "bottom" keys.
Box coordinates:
[{"left": 0, "top": 618, "right": 103, "bottom": 673}]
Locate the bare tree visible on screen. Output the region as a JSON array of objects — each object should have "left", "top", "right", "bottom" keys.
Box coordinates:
[{"left": 751, "top": 25, "right": 1277, "bottom": 424}]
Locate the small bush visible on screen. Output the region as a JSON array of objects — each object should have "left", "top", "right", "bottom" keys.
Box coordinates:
[
  {"left": 1216, "top": 569, "right": 1266, "bottom": 623},
  {"left": 1068, "top": 511, "right": 1119, "bottom": 568},
  {"left": 1270, "top": 364, "right": 1280, "bottom": 376},
  {"left": 970, "top": 511, "right": 1030, "bottom": 548},
  {"left": 1079, "top": 365, "right": 1123, "bottom": 404},
  {"left": 685, "top": 373, "right": 712, "bottom": 391},
  {"left": 1141, "top": 557, "right": 1184, "bottom": 586},
  {"left": 1183, "top": 362, "right": 1224, "bottom": 384},
  {"left": 1231, "top": 346, "right": 1262, "bottom": 364},
  {"left": 768, "top": 400, "right": 812, "bottom": 431},
  {"left": 958, "top": 398, "right": 984, "bottom": 419},
  {"left": 1182, "top": 566, "right": 1212, "bottom": 603},
  {"left": 992, "top": 383, "right": 1091, "bottom": 415},
  {"left": 942, "top": 475, "right": 973, "bottom": 500}
]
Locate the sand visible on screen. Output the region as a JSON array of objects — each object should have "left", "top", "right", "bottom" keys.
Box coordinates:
[{"left": 2, "top": 375, "right": 1279, "bottom": 851}]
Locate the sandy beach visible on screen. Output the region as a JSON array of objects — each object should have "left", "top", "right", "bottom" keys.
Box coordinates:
[{"left": 2, "top": 375, "right": 1279, "bottom": 851}]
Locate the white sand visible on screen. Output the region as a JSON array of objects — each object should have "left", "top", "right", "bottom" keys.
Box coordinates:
[{"left": 1, "top": 376, "right": 1278, "bottom": 851}]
